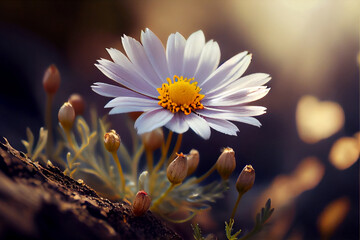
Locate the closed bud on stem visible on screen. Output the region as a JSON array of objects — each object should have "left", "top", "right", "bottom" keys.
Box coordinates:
[
  {"left": 104, "top": 130, "right": 121, "bottom": 153},
  {"left": 68, "top": 93, "right": 85, "bottom": 116},
  {"left": 141, "top": 128, "right": 164, "bottom": 151},
  {"left": 236, "top": 165, "right": 255, "bottom": 195},
  {"left": 186, "top": 149, "right": 199, "bottom": 176},
  {"left": 58, "top": 102, "right": 75, "bottom": 131},
  {"left": 43, "top": 64, "right": 61, "bottom": 95},
  {"left": 132, "top": 190, "right": 151, "bottom": 216},
  {"left": 167, "top": 153, "right": 188, "bottom": 184},
  {"left": 216, "top": 147, "right": 236, "bottom": 180}
]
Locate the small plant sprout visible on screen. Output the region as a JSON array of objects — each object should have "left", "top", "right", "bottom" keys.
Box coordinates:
[
  {"left": 104, "top": 130, "right": 125, "bottom": 193},
  {"left": 216, "top": 147, "right": 236, "bottom": 180},
  {"left": 194, "top": 148, "right": 236, "bottom": 184},
  {"left": 43, "top": 64, "right": 61, "bottom": 157},
  {"left": 151, "top": 153, "right": 188, "bottom": 210},
  {"left": 132, "top": 190, "right": 151, "bottom": 216},
  {"left": 235, "top": 165, "right": 255, "bottom": 196},
  {"left": 68, "top": 93, "right": 86, "bottom": 116},
  {"left": 186, "top": 149, "right": 200, "bottom": 176},
  {"left": 231, "top": 165, "right": 255, "bottom": 220},
  {"left": 43, "top": 64, "right": 61, "bottom": 95},
  {"left": 141, "top": 128, "right": 164, "bottom": 172},
  {"left": 58, "top": 102, "right": 75, "bottom": 132}
]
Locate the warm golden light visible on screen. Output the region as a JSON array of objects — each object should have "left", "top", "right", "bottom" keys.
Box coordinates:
[
  {"left": 317, "top": 197, "right": 350, "bottom": 239},
  {"left": 258, "top": 157, "right": 325, "bottom": 209},
  {"left": 296, "top": 96, "right": 344, "bottom": 143},
  {"left": 329, "top": 136, "right": 359, "bottom": 170}
]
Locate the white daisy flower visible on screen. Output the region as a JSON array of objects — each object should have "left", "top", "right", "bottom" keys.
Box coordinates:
[{"left": 92, "top": 29, "right": 270, "bottom": 139}]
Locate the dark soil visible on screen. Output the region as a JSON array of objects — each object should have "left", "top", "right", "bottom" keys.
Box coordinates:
[{"left": 0, "top": 139, "right": 182, "bottom": 240}]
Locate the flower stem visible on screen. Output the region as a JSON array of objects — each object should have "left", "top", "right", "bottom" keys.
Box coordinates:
[
  {"left": 145, "top": 149, "right": 154, "bottom": 173},
  {"left": 167, "top": 133, "right": 183, "bottom": 165},
  {"left": 193, "top": 163, "right": 217, "bottom": 184},
  {"left": 45, "top": 94, "right": 54, "bottom": 158},
  {"left": 112, "top": 152, "right": 126, "bottom": 194},
  {"left": 150, "top": 183, "right": 176, "bottom": 210},
  {"left": 132, "top": 144, "right": 144, "bottom": 184},
  {"left": 155, "top": 131, "right": 173, "bottom": 171},
  {"left": 64, "top": 130, "right": 77, "bottom": 154},
  {"left": 230, "top": 192, "right": 244, "bottom": 220}
]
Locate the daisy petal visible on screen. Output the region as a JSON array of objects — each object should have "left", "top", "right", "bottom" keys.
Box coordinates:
[
  {"left": 209, "top": 106, "right": 267, "bottom": 116},
  {"left": 199, "top": 51, "right": 249, "bottom": 93},
  {"left": 182, "top": 30, "right": 205, "bottom": 77},
  {"left": 96, "top": 59, "right": 158, "bottom": 97},
  {"left": 105, "top": 96, "right": 158, "bottom": 108},
  {"left": 185, "top": 113, "right": 211, "bottom": 139},
  {"left": 197, "top": 108, "right": 262, "bottom": 127},
  {"left": 91, "top": 82, "right": 142, "bottom": 98},
  {"left": 141, "top": 28, "right": 170, "bottom": 81},
  {"left": 134, "top": 109, "right": 174, "bottom": 134},
  {"left": 235, "top": 73, "right": 271, "bottom": 88},
  {"left": 165, "top": 113, "right": 189, "bottom": 134},
  {"left": 121, "top": 36, "right": 163, "bottom": 87},
  {"left": 204, "top": 117, "right": 239, "bottom": 136},
  {"left": 166, "top": 32, "right": 186, "bottom": 77},
  {"left": 193, "top": 40, "right": 221, "bottom": 82},
  {"left": 105, "top": 93, "right": 159, "bottom": 114},
  {"left": 203, "top": 87, "right": 270, "bottom": 107}
]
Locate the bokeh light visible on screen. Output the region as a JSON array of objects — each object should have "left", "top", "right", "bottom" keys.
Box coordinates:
[
  {"left": 329, "top": 136, "right": 359, "bottom": 170},
  {"left": 317, "top": 197, "right": 350, "bottom": 239},
  {"left": 296, "top": 96, "right": 344, "bottom": 144}
]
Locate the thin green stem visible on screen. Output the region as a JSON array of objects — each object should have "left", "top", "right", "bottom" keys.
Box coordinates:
[
  {"left": 131, "top": 144, "right": 144, "bottom": 184},
  {"left": 65, "top": 129, "right": 77, "bottom": 152},
  {"left": 156, "top": 131, "right": 173, "bottom": 170},
  {"left": 167, "top": 133, "right": 183, "bottom": 165},
  {"left": 159, "top": 211, "right": 197, "bottom": 223},
  {"left": 230, "top": 193, "right": 244, "bottom": 220},
  {"left": 45, "top": 94, "right": 54, "bottom": 158},
  {"left": 150, "top": 183, "right": 176, "bottom": 210},
  {"left": 193, "top": 163, "right": 217, "bottom": 184},
  {"left": 112, "top": 152, "right": 126, "bottom": 194},
  {"left": 146, "top": 149, "right": 154, "bottom": 173}
]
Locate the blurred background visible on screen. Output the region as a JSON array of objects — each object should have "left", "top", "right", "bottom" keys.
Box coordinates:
[{"left": 0, "top": 0, "right": 358, "bottom": 239}]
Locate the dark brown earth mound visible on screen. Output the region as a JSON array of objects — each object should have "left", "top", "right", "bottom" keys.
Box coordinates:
[{"left": 0, "top": 139, "right": 182, "bottom": 240}]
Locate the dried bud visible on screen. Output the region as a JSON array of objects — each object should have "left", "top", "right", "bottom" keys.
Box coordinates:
[
  {"left": 132, "top": 190, "right": 151, "bottom": 216},
  {"left": 216, "top": 147, "right": 236, "bottom": 180},
  {"left": 43, "top": 64, "right": 60, "bottom": 95},
  {"left": 236, "top": 165, "right": 255, "bottom": 194},
  {"left": 104, "top": 130, "right": 121, "bottom": 153},
  {"left": 68, "top": 93, "right": 85, "bottom": 116},
  {"left": 167, "top": 153, "right": 188, "bottom": 184},
  {"left": 186, "top": 149, "right": 199, "bottom": 176},
  {"left": 58, "top": 102, "right": 75, "bottom": 130},
  {"left": 141, "top": 128, "right": 164, "bottom": 151}
]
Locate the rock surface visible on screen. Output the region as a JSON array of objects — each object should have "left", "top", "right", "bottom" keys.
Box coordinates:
[{"left": 0, "top": 139, "right": 182, "bottom": 240}]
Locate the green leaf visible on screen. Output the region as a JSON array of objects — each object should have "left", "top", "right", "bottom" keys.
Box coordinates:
[{"left": 191, "top": 224, "right": 205, "bottom": 240}]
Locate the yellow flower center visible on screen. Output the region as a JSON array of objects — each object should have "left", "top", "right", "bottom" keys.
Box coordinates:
[{"left": 157, "top": 75, "right": 204, "bottom": 115}]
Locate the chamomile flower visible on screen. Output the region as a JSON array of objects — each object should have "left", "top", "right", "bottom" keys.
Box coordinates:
[{"left": 92, "top": 29, "right": 270, "bottom": 139}]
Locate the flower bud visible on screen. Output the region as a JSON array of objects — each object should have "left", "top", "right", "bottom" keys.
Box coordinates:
[
  {"left": 58, "top": 102, "right": 75, "bottom": 130},
  {"left": 186, "top": 149, "right": 199, "bottom": 176},
  {"left": 141, "top": 128, "right": 164, "bottom": 151},
  {"left": 132, "top": 190, "right": 151, "bottom": 216},
  {"left": 43, "top": 64, "right": 61, "bottom": 95},
  {"left": 216, "top": 147, "right": 236, "bottom": 180},
  {"left": 68, "top": 93, "right": 85, "bottom": 116},
  {"left": 104, "top": 130, "right": 121, "bottom": 153},
  {"left": 167, "top": 153, "right": 188, "bottom": 184},
  {"left": 236, "top": 165, "right": 255, "bottom": 194}
]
